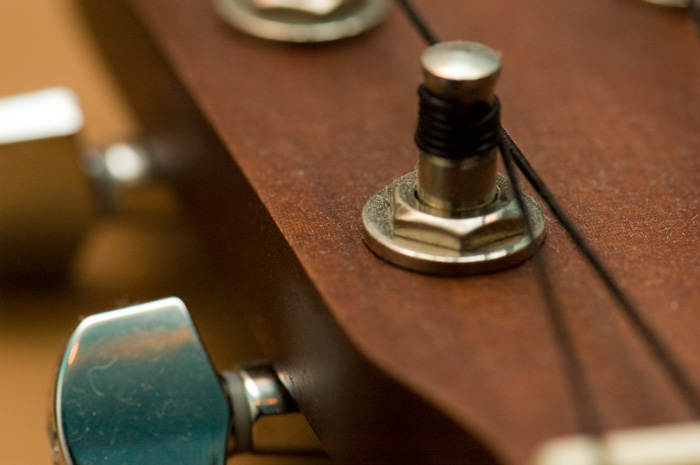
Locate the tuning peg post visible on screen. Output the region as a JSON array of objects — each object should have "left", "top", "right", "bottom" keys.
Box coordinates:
[{"left": 362, "top": 41, "right": 546, "bottom": 275}]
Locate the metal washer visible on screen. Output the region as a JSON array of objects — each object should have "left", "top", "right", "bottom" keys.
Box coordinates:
[
  {"left": 214, "top": 0, "right": 389, "bottom": 42},
  {"left": 362, "top": 172, "right": 547, "bottom": 276}
]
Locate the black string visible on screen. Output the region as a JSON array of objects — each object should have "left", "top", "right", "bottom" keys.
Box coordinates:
[
  {"left": 394, "top": 0, "right": 603, "bottom": 434},
  {"left": 500, "top": 128, "right": 700, "bottom": 417},
  {"left": 395, "top": 0, "right": 439, "bottom": 45},
  {"left": 415, "top": 87, "right": 501, "bottom": 158},
  {"left": 498, "top": 135, "right": 603, "bottom": 436},
  {"left": 395, "top": 0, "right": 700, "bottom": 423}
]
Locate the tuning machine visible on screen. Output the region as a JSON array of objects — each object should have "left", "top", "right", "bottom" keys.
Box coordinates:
[
  {"left": 362, "top": 41, "right": 546, "bottom": 275},
  {"left": 213, "top": 0, "right": 389, "bottom": 42},
  {"left": 639, "top": 0, "right": 693, "bottom": 6},
  {"left": 0, "top": 87, "right": 153, "bottom": 282},
  {"left": 50, "top": 297, "right": 322, "bottom": 465}
]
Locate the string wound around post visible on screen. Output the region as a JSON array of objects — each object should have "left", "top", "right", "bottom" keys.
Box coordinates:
[{"left": 362, "top": 41, "right": 546, "bottom": 276}]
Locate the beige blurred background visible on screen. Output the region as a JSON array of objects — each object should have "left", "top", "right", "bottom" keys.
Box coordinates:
[{"left": 0, "top": 1, "right": 327, "bottom": 463}]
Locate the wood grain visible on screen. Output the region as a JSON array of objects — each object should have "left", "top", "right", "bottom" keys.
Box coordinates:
[{"left": 78, "top": 0, "right": 700, "bottom": 463}]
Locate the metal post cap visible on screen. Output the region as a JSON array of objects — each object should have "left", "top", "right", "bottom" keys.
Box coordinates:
[{"left": 421, "top": 41, "right": 501, "bottom": 105}]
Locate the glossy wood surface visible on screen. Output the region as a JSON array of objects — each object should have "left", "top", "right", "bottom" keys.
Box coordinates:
[{"left": 79, "top": 0, "right": 700, "bottom": 463}]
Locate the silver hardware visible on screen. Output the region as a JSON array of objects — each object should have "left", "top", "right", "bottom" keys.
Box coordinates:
[
  {"left": 639, "top": 0, "right": 691, "bottom": 6},
  {"left": 421, "top": 41, "right": 501, "bottom": 107},
  {"left": 417, "top": 149, "right": 499, "bottom": 214},
  {"left": 0, "top": 88, "right": 157, "bottom": 279},
  {"left": 223, "top": 365, "right": 307, "bottom": 454},
  {"left": 417, "top": 42, "right": 501, "bottom": 213},
  {"left": 81, "top": 141, "right": 153, "bottom": 213},
  {"left": 50, "top": 298, "right": 321, "bottom": 465},
  {"left": 363, "top": 171, "right": 545, "bottom": 275},
  {"left": 213, "top": 0, "right": 388, "bottom": 42},
  {"left": 0, "top": 87, "right": 92, "bottom": 279},
  {"left": 362, "top": 42, "right": 546, "bottom": 275}
]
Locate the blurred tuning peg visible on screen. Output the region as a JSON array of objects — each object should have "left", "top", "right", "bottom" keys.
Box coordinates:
[
  {"left": 0, "top": 87, "right": 152, "bottom": 283},
  {"left": 214, "top": 0, "right": 388, "bottom": 42},
  {"left": 49, "top": 297, "right": 323, "bottom": 465},
  {"left": 639, "top": 0, "right": 691, "bottom": 6}
]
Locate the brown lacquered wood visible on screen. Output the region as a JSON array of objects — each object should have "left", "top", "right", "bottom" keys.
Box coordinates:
[{"left": 78, "top": 0, "right": 700, "bottom": 463}]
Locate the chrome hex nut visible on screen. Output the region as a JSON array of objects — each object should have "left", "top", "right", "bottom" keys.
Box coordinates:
[
  {"left": 362, "top": 170, "right": 547, "bottom": 275},
  {"left": 390, "top": 171, "right": 528, "bottom": 253}
]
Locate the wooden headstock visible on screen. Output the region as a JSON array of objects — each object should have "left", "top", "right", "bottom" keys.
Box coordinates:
[{"left": 75, "top": 0, "right": 700, "bottom": 463}]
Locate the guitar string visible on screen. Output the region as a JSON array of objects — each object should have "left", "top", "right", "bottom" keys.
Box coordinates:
[
  {"left": 399, "top": 0, "right": 700, "bottom": 45},
  {"left": 497, "top": 133, "right": 603, "bottom": 436},
  {"left": 394, "top": 0, "right": 602, "bottom": 435},
  {"left": 395, "top": 0, "right": 700, "bottom": 423},
  {"left": 500, "top": 130, "right": 700, "bottom": 417},
  {"left": 395, "top": 0, "right": 438, "bottom": 45}
]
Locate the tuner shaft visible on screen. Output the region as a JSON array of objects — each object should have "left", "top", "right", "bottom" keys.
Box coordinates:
[{"left": 416, "top": 41, "right": 502, "bottom": 214}]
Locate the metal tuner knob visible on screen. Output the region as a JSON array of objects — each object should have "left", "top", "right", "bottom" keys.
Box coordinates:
[
  {"left": 0, "top": 87, "right": 152, "bottom": 282},
  {"left": 49, "top": 297, "right": 320, "bottom": 465}
]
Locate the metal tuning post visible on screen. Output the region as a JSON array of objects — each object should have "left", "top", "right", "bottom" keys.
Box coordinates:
[
  {"left": 362, "top": 41, "right": 546, "bottom": 275},
  {"left": 213, "top": 0, "right": 389, "bottom": 42},
  {"left": 50, "top": 298, "right": 322, "bottom": 465}
]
